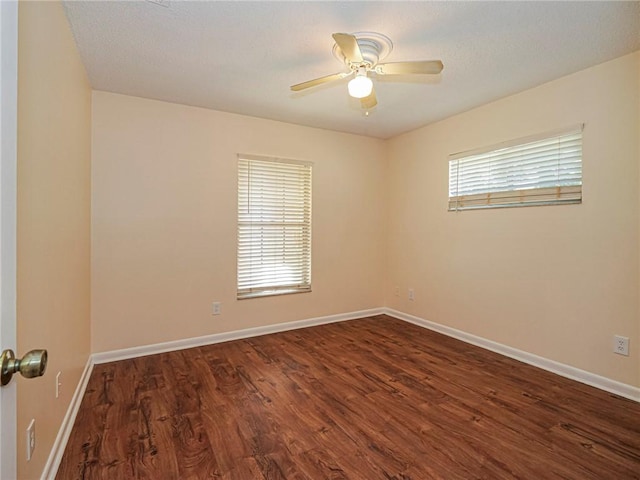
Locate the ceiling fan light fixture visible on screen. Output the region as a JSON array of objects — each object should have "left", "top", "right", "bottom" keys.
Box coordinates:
[{"left": 348, "top": 74, "right": 373, "bottom": 99}]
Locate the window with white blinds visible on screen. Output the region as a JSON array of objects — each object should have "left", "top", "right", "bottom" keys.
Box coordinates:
[
  {"left": 448, "top": 126, "right": 583, "bottom": 211},
  {"left": 237, "top": 155, "right": 312, "bottom": 299}
]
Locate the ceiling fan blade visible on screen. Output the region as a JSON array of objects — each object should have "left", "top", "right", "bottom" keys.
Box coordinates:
[
  {"left": 290, "top": 72, "right": 350, "bottom": 92},
  {"left": 361, "top": 88, "right": 377, "bottom": 109},
  {"left": 332, "top": 33, "right": 364, "bottom": 64},
  {"left": 376, "top": 60, "right": 444, "bottom": 75}
]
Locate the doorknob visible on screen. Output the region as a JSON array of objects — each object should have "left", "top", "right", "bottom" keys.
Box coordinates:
[{"left": 0, "top": 349, "right": 48, "bottom": 386}]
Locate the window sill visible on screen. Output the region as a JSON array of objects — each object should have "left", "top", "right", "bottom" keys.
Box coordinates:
[{"left": 237, "top": 288, "right": 312, "bottom": 300}]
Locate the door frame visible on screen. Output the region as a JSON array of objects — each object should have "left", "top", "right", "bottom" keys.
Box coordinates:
[{"left": 0, "top": 0, "right": 19, "bottom": 477}]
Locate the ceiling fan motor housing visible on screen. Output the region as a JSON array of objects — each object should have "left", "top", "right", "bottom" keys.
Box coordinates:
[{"left": 332, "top": 32, "right": 393, "bottom": 71}]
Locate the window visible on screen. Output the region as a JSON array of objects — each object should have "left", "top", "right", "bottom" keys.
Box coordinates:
[
  {"left": 237, "top": 155, "right": 312, "bottom": 299},
  {"left": 448, "top": 126, "right": 583, "bottom": 211}
]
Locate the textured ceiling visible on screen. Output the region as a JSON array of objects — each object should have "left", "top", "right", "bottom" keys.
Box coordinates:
[{"left": 62, "top": 1, "right": 640, "bottom": 139}]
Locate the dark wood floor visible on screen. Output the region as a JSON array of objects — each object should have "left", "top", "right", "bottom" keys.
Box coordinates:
[{"left": 56, "top": 315, "right": 640, "bottom": 479}]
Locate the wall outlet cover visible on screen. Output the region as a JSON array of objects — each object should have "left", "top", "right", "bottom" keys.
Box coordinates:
[{"left": 613, "top": 335, "right": 629, "bottom": 356}]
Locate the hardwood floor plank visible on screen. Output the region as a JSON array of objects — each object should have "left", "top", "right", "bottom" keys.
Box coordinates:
[{"left": 57, "top": 316, "right": 640, "bottom": 479}]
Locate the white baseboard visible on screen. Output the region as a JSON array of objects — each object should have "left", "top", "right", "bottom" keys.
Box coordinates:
[
  {"left": 41, "top": 356, "right": 94, "bottom": 480},
  {"left": 385, "top": 308, "right": 640, "bottom": 403},
  {"left": 92, "top": 307, "right": 385, "bottom": 364}
]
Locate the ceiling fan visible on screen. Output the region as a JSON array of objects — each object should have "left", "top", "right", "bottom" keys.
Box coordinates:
[{"left": 290, "top": 32, "right": 444, "bottom": 109}]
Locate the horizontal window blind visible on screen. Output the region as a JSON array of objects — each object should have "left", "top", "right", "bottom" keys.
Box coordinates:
[
  {"left": 449, "top": 127, "right": 583, "bottom": 211},
  {"left": 238, "top": 155, "right": 312, "bottom": 299}
]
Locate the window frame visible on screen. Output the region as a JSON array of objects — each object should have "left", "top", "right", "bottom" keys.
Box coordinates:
[
  {"left": 237, "top": 154, "right": 312, "bottom": 300},
  {"left": 448, "top": 125, "right": 583, "bottom": 211}
]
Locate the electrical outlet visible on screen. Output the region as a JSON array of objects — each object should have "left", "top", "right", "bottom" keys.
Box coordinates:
[
  {"left": 56, "top": 371, "right": 62, "bottom": 399},
  {"left": 26, "top": 419, "right": 35, "bottom": 461},
  {"left": 212, "top": 302, "right": 221, "bottom": 315},
  {"left": 613, "top": 335, "right": 629, "bottom": 356},
  {"left": 394, "top": 286, "right": 399, "bottom": 297},
  {"left": 408, "top": 288, "right": 415, "bottom": 301}
]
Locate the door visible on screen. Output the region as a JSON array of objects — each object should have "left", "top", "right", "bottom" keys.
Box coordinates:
[{"left": 0, "top": 0, "right": 19, "bottom": 477}]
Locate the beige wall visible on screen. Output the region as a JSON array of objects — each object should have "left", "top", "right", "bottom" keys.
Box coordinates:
[
  {"left": 91, "top": 92, "right": 387, "bottom": 352},
  {"left": 386, "top": 52, "right": 640, "bottom": 387},
  {"left": 92, "top": 54, "right": 640, "bottom": 388},
  {"left": 17, "top": 1, "right": 92, "bottom": 478}
]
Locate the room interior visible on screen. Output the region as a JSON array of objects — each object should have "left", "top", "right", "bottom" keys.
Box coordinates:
[{"left": 7, "top": 1, "right": 640, "bottom": 478}]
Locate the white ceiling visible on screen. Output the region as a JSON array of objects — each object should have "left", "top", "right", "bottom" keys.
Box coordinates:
[{"left": 62, "top": 1, "right": 640, "bottom": 139}]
